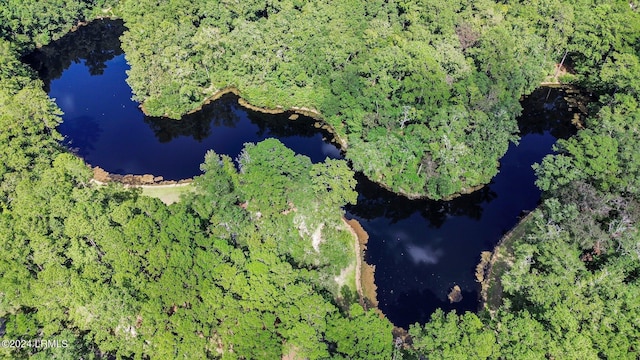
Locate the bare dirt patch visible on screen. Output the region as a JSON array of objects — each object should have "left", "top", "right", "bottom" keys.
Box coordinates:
[{"left": 311, "top": 223, "right": 324, "bottom": 252}]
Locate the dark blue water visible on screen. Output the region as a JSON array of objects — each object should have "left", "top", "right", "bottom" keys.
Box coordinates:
[
  {"left": 50, "top": 55, "right": 340, "bottom": 179},
  {"left": 27, "top": 20, "right": 340, "bottom": 180},
  {"left": 347, "top": 131, "right": 557, "bottom": 327},
  {"left": 26, "top": 20, "right": 576, "bottom": 329}
]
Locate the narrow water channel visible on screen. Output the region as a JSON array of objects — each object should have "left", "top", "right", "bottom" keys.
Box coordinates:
[{"left": 25, "top": 19, "right": 577, "bottom": 328}]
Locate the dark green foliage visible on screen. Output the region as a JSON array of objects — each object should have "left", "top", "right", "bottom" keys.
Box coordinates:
[
  {"left": 0, "top": 135, "right": 381, "bottom": 358},
  {"left": 325, "top": 304, "right": 393, "bottom": 360},
  {"left": 408, "top": 310, "right": 497, "bottom": 359},
  {"left": 0, "top": 63, "right": 373, "bottom": 358},
  {"left": 536, "top": 94, "right": 640, "bottom": 196},
  {"left": 498, "top": 201, "right": 640, "bottom": 359},
  {"left": 238, "top": 138, "right": 311, "bottom": 216},
  {"left": 0, "top": 0, "right": 113, "bottom": 50},
  {"left": 231, "top": 139, "right": 357, "bottom": 274},
  {"left": 0, "top": 6, "right": 387, "bottom": 355}
]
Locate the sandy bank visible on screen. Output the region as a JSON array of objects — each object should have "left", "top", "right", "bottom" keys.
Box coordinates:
[
  {"left": 92, "top": 166, "right": 193, "bottom": 187},
  {"left": 343, "top": 218, "right": 379, "bottom": 309}
]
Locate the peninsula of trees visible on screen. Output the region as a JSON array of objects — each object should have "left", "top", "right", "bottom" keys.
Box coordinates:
[{"left": 118, "top": 0, "right": 553, "bottom": 199}]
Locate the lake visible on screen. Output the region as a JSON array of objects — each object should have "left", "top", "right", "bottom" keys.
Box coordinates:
[{"left": 25, "top": 19, "right": 577, "bottom": 328}]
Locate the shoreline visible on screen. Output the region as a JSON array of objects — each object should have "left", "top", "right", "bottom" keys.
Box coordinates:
[
  {"left": 477, "top": 211, "right": 537, "bottom": 314},
  {"left": 63, "top": 19, "right": 587, "bottom": 203},
  {"left": 136, "top": 82, "right": 491, "bottom": 202},
  {"left": 91, "top": 166, "right": 193, "bottom": 187},
  {"left": 139, "top": 87, "right": 349, "bottom": 151},
  {"left": 343, "top": 218, "right": 379, "bottom": 310},
  {"left": 93, "top": 166, "right": 380, "bottom": 305},
  {"left": 90, "top": 178, "right": 193, "bottom": 189}
]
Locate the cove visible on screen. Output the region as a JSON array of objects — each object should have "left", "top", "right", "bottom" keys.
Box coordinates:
[
  {"left": 26, "top": 19, "right": 577, "bottom": 328},
  {"left": 24, "top": 20, "right": 341, "bottom": 180}
]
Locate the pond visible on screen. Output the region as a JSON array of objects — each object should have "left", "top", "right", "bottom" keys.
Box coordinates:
[{"left": 25, "top": 19, "right": 577, "bottom": 329}]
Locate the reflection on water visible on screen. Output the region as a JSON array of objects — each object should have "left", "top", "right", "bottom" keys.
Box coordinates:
[
  {"left": 22, "top": 19, "right": 126, "bottom": 92},
  {"left": 518, "top": 88, "right": 579, "bottom": 139},
  {"left": 405, "top": 243, "right": 444, "bottom": 265},
  {"left": 25, "top": 19, "right": 580, "bottom": 328},
  {"left": 143, "top": 100, "right": 237, "bottom": 143},
  {"left": 62, "top": 115, "right": 101, "bottom": 157},
  {"left": 350, "top": 172, "right": 497, "bottom": 227},
  {"left": 144, "top": 98, "right": 339, "bottom": 145},
  {"left": 25, "top": 21, "right": 341, "bottom": 180},
  {"left": 347, "top": 87, "right": 577, "bottom": 328}
]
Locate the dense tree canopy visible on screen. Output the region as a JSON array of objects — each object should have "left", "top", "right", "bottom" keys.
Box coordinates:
[
  {"left": 114, "top": 0, "right": 557, "bottom": 199},
  {"left": 0, "top": 5, "right": 391, "bottom": 355},
  {"left": 1, "top": 0, "right": 639, "bottom": 358},
  {"left": 407, "top": 1, "right": 640, "bottom": 359}
]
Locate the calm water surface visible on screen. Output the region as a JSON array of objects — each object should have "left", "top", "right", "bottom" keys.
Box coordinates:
[
  {"left": 26, "top": 20, "right": 340, "bottom": 180},
  {"left": 53, "top": 57, "right": 340, "bottom": 179},
  {"left": 26, "top": 20, "right": 576, "bottom": 328}
]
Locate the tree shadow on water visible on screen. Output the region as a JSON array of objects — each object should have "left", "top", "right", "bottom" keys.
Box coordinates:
[
  {"left": 143, "top": 94, "right": 241, "bottom": 142},
  {"left": 518, "top": 87, "right": 579, "bottom": 140},
  {"left": 22, "top": 19, "right": 127, "bottom": 92},
  {"left": 347, "top": 172, "right": 496, "bottom": 228},
  {"left": 382, "top": 287, "right": 478, "bottom": 328},
  {"left": 59, "top": 115, "right": 102, "bottom": 158}
]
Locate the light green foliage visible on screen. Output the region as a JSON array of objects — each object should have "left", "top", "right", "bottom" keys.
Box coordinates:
[
  {"left": 238, "top": 138, "right": 311, "bottom": 216},
  {"left": 536, "top": 95, "right": 640, "bottom": 196},
  {"left": 189, "top": 150, "right": 245, "bottom": 239},
  {"left": 408, "top": 310, "right": 496, "bottom": 360},
  {"left": 0, "top": 138, "right": 383, "bottom": 358},
  {"left": 499, "top": 206, "right": 640, "bottom": 359},
  {"left": 0, "top": 20, "right": 386, "bottom": 355},
  {"left": 568, "top": 1, "right": 640, "bottom": 81},
  {"left": 407, "top": 2, "right": 640, "bottom": 357},
  {"left": 325, "top": 304, "right": 393, "bottom": 360},
  {"left": 533, "top": 153, "right": 580, "bottom": 192},
  {"left": 0, "top": 39, "right": 33, "bottom": 91},
  {"left": 533, "top": 2, "right": 640, "bottom": 196},
  {"left": 504, "top": 0, "right": 575, "bottom": 59},
  {"left": 310, "top": 159, "right": 358, "bottom": 215},
  {"left": 0, "top": 49, "right": 63, "bottom": 210},
  {"left": 535, "top": 129, "right": 623, "bottom": 194},
  {"left": 231, "top": 139, "right": 357, "bottom": 276},
  {"left": 492, "top": 310, "right": 549, "bottom": 359},
  {"left": 0, "top": 0, "right": 110, "bottom": 50},
  {"left": 600, "top": 52, "right": 640, "bottom": 95},
  {"left": 563, "top": 131, "right": 620, "bottom": 190}
]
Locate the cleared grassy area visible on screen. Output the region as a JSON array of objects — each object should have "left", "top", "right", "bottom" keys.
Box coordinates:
[{"left": 141, "top": 184, "right": 194, "bottom": 205}]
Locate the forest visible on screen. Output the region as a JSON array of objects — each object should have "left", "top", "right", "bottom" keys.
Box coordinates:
[{"left": 0, "top": 0, "right": 639, "bottom": 359}]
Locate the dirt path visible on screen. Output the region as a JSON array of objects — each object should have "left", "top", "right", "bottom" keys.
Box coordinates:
[
  {"left": 90, "top": 178, "right": 194, "bottom": 205},
  {"left": 311, "top": 223, "right": 325, "bottom": 252}
]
